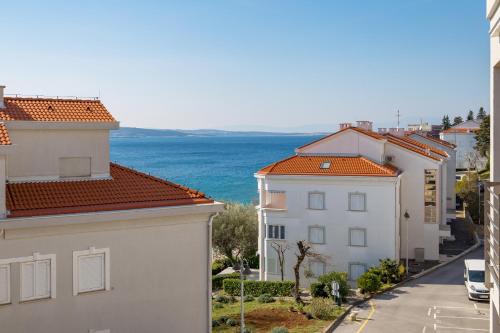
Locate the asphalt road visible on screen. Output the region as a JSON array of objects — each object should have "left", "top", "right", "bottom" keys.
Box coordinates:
[{"left": 334, "top": 246, "right": 489, "bottom": 333}]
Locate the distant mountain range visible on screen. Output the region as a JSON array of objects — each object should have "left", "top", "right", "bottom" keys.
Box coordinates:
[{"left": 111, "top": 127, "right": 325, "bottom": 138}]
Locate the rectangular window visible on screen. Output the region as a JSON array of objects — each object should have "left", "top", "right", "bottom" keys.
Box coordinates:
[
  {"left": 59, "top": 157, "right": 91, "bottom": 178},
  {"left": 266, "top": 257, "right": 277, "bottom": 274},
  {"left": 73, "top": 247, "right": 110, "bottom": 296},
  {"left": 0, "top": 264, "right": 10, "bottom": 305},
  {"left": 264, "top": 191, "right": 286, "bottom": 209},
  {"left": 424, "top": 169, "right": 437, "bottom": 223},
  {"left": 349, "top": 263, "right": 367, "bottom": 281},
  {"left": 308, "top": 226, "right": 325, "bottom": 244},
  {"left": 308, "top": 192, "right": 325, "bottom": 210},
  {"left": 349, "top": 228, "right": 367, "bottom": 247},
  {"left": 267, "top": 225, "right": 285, "bottom": 240},
  {"left": 349, "top": 193, "right": 366, "bottom": 211},
  {"left": 310, "top": 261, "right": 326, "bottom": 277},
  {"left": 20, "top": 259, "right": 52, "bottom": 302}
]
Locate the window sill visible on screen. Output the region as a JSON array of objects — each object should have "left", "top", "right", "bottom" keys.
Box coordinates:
[
  {"left": 20, "top": 296, "right": 52, "bottom": 304},
  {"left": 262, "top": 207, "right": 287, "bottom": 212},
  {"left": 347, "top": 210, "right": 367, "bottom": 213},
  {"left": 266, "top": 238, "right": 286, "bottom": 241},
  {"left": 76, "top": 288, "right": 109, "bottom": 296},
  {"left": 348, "top": 245, "right": 367, "bottom": 248}
]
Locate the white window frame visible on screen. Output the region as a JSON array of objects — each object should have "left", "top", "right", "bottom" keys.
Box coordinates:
[
  {"left": 73, "top": 247, "right": 110, "bottom": 296},
  {"left": 267, "top": 225, "right": 285, "bottom": 240},
  {"left": 308, "top": 226, "right": 326, "bottom": 244},
  {"left": 348, "top": 192, "right": 367, "bottom": 212},
  {"left": 309, "top": 260, "right": 326, "bottom": 278},
  {"left": 348, "top": 262, "right": 367, "bottom": 281},
  {"left": 0, "top": 263, "right": 11, "bottom": 305},
  {"left": 308, "top": 191, "right": 325, "bottom": 210},
  {"left": 349, "top": 228, "right": 367, "bottom": 247},
  {"left": 17, "top": 253, "right": 57, "bottom": 302}
]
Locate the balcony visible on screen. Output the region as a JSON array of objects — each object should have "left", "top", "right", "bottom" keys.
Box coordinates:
[
  {"left": 484, "top": 181, "right": 500, "bottom": 288},
  {"left": 262, "top": 191, "right": 287, "bottom": 210}
]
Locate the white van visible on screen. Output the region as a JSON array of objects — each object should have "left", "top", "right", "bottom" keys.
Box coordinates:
[{"left": 464, "top": 259, "right": 489, "bottom": 301}]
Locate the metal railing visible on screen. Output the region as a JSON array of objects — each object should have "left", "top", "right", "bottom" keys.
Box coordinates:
[{"left": 485, "top": 181, "right": 500, "bottom": 288}]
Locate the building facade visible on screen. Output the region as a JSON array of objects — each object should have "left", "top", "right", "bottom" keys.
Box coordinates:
[
  {"left": 256, "top": 125, "right": 453, "bottom": 285},
  {"left": 0, "top": 86, "right": 223, "bottom": 333}
]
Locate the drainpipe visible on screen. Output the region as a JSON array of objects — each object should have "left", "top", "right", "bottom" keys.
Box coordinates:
[{"left": 207, "top": 212, "right": 219, "bottom": 333}]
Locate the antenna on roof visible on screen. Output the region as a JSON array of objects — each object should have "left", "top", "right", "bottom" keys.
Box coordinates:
[{"left": 396, "top": 109, "right": 401, "bottom": 130}]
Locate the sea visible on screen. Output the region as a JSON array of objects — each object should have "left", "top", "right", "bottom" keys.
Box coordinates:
[{"left": 110, "top": 135, "right": 322, "bottom": 203}]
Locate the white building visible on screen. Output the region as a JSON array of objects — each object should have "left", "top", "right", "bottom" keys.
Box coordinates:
[
  {"left": 440, "top": 119, "right": 487, "bottom": 170},
  {"left": 256, "top": 124, "right": 453, "bottom": 285},
  {"left": 0, "top": 86, "right": 223, "bottom": 333},
  {"left": 486, "top": 1, "right": 500, "bottom": 331}
]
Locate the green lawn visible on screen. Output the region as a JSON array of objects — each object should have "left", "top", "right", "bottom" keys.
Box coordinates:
[{"left": 212, "top": 297, "right": 344, "bottom": 333}]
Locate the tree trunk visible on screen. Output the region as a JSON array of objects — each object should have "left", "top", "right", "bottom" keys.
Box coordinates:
[{"left": 293, "top": 252, "right": 306, "bottom": 304}]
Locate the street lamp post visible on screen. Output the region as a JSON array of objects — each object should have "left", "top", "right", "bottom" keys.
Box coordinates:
[
  {"left": 404, "top": 210, "right": 410, "bottom": 276},
  {"left": 237, "top": 258, "right": 251, "bottom": 333}
]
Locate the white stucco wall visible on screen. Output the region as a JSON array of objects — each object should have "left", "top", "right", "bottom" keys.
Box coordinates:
[
  {"left": 440, "top": 132, "right": 487, "bottom": 170},
  {"left": 257, "top": 175, "right": 398, "bottom": 285}
]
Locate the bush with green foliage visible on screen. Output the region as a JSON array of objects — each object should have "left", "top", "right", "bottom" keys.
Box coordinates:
[
  {"left": 212, "top": 259, "right": 230, "bottom": 275},
  {"left": 378, "top": 259, "right": 404, "bottom": 284},
  {"left": 213, "top": 302, "right": 224, "bottom": 309},
  {"left": 214, "top": 294, "right": 231, "bottom": 304},
  {"left": 212, "top": 273, "right": 240, "bottom": 291},
  {"left": 270, "top": 327, "right": 289, "bottom": 333},
  {"left": 257, "top": 293, "right": 275, "bottom": 303},
  {"left": 357, "top": 271, "right": 382, "bottom": 294},
  {"left": 223, "top": 279, "right": 294, "bottom": 297},
  {"left": 310, "top": 282, "right": 328, "bottom": 298},
  {"left": 309, "top": 298, "right": 337, "bottom": 320},
  {"left": 212, "top": 319, "right": 220, "bottom": 327},
  {"left": 316, "top": 272, "right": 349, "bottom": 300},
  {"left": 226, "top": 318, "right": 237, "bottom": 326},
  {"left": 243, "top": 295, "right": 254, "bottom": 302}
]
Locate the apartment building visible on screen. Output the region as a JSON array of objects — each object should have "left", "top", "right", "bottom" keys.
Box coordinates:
[
  {"left": 0, "top": 86, "right": 223, "bottom": 333},
  {"left": 486, "top": 1, "right": 500, "bottom": 331},
  {"left": 256, "top": 122, "right": 453, "bottom": 285}
]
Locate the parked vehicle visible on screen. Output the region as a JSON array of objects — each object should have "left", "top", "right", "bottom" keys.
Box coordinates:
[{"left": 464, "top": 259, "right": 489, "bottom": 301}]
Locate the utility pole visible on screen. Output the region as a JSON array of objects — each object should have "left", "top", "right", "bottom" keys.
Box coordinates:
[{"left": 397, "top": 110, "right": 401, "bottom": 130}]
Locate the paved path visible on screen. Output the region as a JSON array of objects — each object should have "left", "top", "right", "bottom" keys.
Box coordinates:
[{"left": 335, "top": 247, "right": 489, "bottom": 333}]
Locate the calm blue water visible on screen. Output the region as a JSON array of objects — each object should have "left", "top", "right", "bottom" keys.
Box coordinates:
[{"left": 110, "top": 135, "right": 321, "bottom": 203}]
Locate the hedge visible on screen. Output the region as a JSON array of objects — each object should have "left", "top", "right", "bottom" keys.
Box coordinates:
[
  {"left": 223, "top": 279, "right": 295, "bottom": 297},
  {"left": 212, "top": 273, "right": 240, "bottom": 291}
]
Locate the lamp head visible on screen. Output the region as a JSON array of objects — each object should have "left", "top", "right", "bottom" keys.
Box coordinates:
[{"left": 404, "top": 211, "right": 410, "bottom": 219}]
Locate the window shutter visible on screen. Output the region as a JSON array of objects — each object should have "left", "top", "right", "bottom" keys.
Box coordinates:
[
  {"left": 309, "top": 193, "right": 324, "bottom": 210},
  {"left": 0, "top": 264, "right": 10, "bottom": 304},
  {"left": 350, "top": 229, "right": 366, "bottom": 246},
  {"left": 78, "top": 254, "right": 105, "bottom": 293},
  {"left": 21, "top": 262, "right": 35, "bottom": 300},
  {"left": 350, "top": 193, "right": 365, "bottom": 211},
  {"left": 350, "top": 264, "right": 366, "bottom": 281},
  {"left": 309, "top": 227, "right": 325, "bottom": 244},
  {"left": 267, "top": 258, "right": 277, "bottom": 274}
]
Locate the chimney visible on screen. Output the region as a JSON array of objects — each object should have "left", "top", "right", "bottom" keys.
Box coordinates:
[
  {"left": 0, "top": 85, "right": 5, "bottom": 109},
  {"left": 388, "top": 128, "right": 405, "bottom": 137},
  {"left": 339, "top": 123, "right": 352, "bottom": 130},
  {"left": 356, "top": 121, "right": 373, "bottom": 131}
]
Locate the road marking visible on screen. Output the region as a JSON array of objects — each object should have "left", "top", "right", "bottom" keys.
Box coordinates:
[
  {"left": 434, "top": 326, "right": 488, "bottom": 332},
  {"left": 422, "top": 326, "right": 427, "bottom": 333},
  {"left": 436, "top": 315, "right": 488, "bottom": 321},
  {"left": 355, "top": 300, "right": 375, "bottom": 333},
  {"left": 474, "top": 303, "right": 478, "bottom": 310},
  {"left": 434, "top": 305, "right": 473, "bottom": 309},
  {"left": 428, "top": 308, "right": 432, "bottom": 316}
]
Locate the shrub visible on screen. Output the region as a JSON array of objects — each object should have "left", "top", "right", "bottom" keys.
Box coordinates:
[
  {"left": 223, "top": 279, "right": 295, "bottom": 297},
  {"left": 257, "top": 293, "right": 275, "bottom": 303},
  {"left": 212, "top": 259, "right": 229, "bottom": 275},
  {"left": 378, "top": 258, "right": 403, "bottom": 284},
  {"left": 309, "top": 298, "right": 337, "bottom": 320},
  {"left": 214, "top": 294, "right": 235, "bottom": 304},
  {"left": 213, "top": 302, "right": 224, "bottom": 309},
  {"left": 243, "top": 328, "right": 252, "bottom": 333},
  {"left": 317, "top": 272, "right": 349, "bottom": 300},
  {"left": 357, "top": 272, "right": 382, "bottom": 294},
  {"left": 270, "top": 327, "right": 289, "bottom": 333},
  {"left": 212, "top": 273, "right": 240, "bottom": 291},
  {"left": 310, "top": 282, "right": 328, "bottom": 298},
  {"left": 226, "top": 318, "right": 237, "bottom": 326},
  {"left": 244, "top": 295, "right": 254, "bottom": 302},
  {"left": 212, "top": 319, "right": 220, "bottom": 327}
]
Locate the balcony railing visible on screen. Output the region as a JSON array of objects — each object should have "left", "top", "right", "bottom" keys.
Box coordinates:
[
  {"left": 263, "top": 191, "right": 287, "bottom": 210},
  {"left": 485, "top": 181, "right": 500, "bottom": 288}
]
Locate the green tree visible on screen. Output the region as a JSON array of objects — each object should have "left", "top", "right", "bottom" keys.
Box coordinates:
[
  {"left": 212, "top": 203, "right": 258, "bottom": 263},
  {"left": 453, "top": 116, "right": 463, "bottom": 126},
  {"left": 467, "top": 110, "right": 474, "bottom": 121},
  {"left": 442, "top": 115, "right": 451, "bottom": 130},
  {"left": 477, "top": 107, "right": 487, "bottom": 120},
  {"left": 475, "top": 115, "right": 490, "bottom": 158}
]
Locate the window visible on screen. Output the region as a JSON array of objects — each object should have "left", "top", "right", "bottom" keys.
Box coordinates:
[
  {"left": 349, "top": 228, "right": 367, "bottom": 247},
  {"left": 308, "top": 226, "right": 325, "bottom": 244},
  {"left": 424, "top": 169, "right": 437, "bottom": 224},
  {"left": 349, "top": 192, "right": 366, "bottom": 211},
  {"left": 59, "top": 157, "right": 91, "bottom": 178},
  {"left": 320, "top": 161, "right": 331, "bottom": 169},
  {"left": 20, "top": 254, "right": 56, "bottom": 302},
  {"left": 264, "top": 191, "right": 287, "bottom": 209},
  {"left": 267, "top": 225, "right": 285, "bottom": 240},
  {"left": 73, "top": 247, "right": 110, "bottom": 296},
  {"left": 349, "top": 263, "right": 367, "bottom": 281},
  {"left": 310, "top": 261, "right": 326, "bottom": 277},
  {"left": 308, "top": 192, "right": 325, "bottom": 210},
  {"left": 0, "top": 264, "right": 10, "bottom": 305},
  {"left": 267, "top": 257, "right": 277, "bottom": 274}
]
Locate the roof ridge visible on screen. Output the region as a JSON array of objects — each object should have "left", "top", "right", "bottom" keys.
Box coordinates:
[
  {"left": 296, "top": 126, "right": 384, "bottom": 151},
  {"left": 4, "top": 96, "right": 102, "bottom": 103},
  {"left": 385, "top": 134, "right": 441, "bottom": 161},
  {"left": 388, "top": 134, "right": 447, "bottom": 157}
]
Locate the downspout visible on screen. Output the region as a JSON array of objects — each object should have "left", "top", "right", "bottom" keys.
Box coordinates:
[
  {"left": 395, "top": 174, "right": 402, "bottom": 261},
  {"left": 207, "top": 212, "right": 219, "bottom": 333}
]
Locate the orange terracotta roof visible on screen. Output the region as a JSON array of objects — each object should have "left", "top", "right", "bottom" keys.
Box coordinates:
[
  {"left": 0, "top": 123, "right": 12, "bottom": 145},
  {"left": 296, "top": 126, "right": 384, "bottom": 151},
  {"left": 6, "top": 163, "right": 213, "bottom": 218},
  {"left": 384, "top": 134, "right": 442, "bottom": 161},
  {"left": 0, "top": 97, "right": 116, "bottom": 122},
  {"left": 384, "top": 135, "right": 448, "bottom": 158},
  {"left": 257, "top": 155, "right": 398, "bottom": 177},
  {"left": 407, "top": 133, "right": 456, "bottom": 149}
]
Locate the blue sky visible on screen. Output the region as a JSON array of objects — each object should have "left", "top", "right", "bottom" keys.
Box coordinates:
[{"left": 0, "top": 1, "right": 490, "bottom": 132}]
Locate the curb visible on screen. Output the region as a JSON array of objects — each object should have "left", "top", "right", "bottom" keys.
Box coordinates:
[{"left": 323, "top": 238, "right": 481, "bottom": 332}]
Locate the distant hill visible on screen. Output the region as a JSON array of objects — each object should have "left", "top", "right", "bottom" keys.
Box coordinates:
[{"left": 111, "top": 127, "right": 323, "bottom": 138}]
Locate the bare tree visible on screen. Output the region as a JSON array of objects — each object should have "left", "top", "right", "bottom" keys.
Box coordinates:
[
  {"left": 270, "top": 241, "right": 289, "bottom": 281},
  {"left": 293, "top": 240, "right": 325, "bottom": 304}
]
